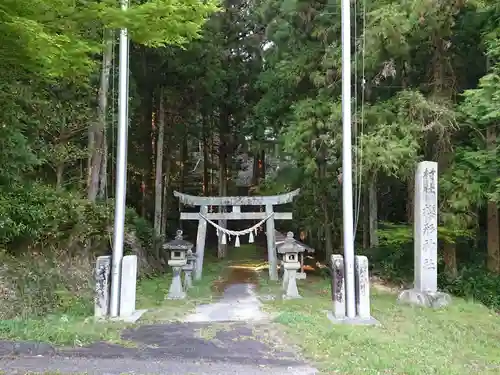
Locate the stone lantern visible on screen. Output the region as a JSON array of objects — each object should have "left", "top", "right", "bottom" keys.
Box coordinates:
[
  {"left": 277, "top": 232, "right": 305, "bottom": 299},
  {"left": 163, "top": 229, "right": 193, "bottom": 299}
]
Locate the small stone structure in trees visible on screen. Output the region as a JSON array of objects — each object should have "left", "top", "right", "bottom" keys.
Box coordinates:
[
  {"left": 174, "top": 189, "right": 300, "bottom": 281},
  {"left": 163, "top": 230, "right": 193, "bottom": 300},
  {"left": 275, "top": 230, "right": 314, "bottom": 280},
  {"left": 277, "top": 232, "right": 304, "bottom": 299}
]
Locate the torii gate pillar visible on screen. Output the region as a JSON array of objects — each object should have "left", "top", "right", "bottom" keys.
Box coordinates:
[{"left": 174, "top": 189, "right": 300, "bottom": 281}]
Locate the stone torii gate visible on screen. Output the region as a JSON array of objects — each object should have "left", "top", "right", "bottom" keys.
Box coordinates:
[{"left": 174, "top": 189, "right": 300, "bottom": 281}]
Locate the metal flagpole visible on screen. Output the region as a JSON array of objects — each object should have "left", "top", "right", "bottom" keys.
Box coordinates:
[
  {"left": 341, "top": 0, "right": 356, "bottom": 318},
  {"left": 110, "top": 0, "right": 130, "bottom": 317}
]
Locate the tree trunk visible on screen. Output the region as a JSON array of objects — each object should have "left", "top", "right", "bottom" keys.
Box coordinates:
[
  {"left": 88, "top": 29, "right": 113, "bottom": 202},
  {"left": 443, "top": 241, "right": 457, "bottom": 278},
  {"left": 486, "top": 125, "right": 500, "bottom": 273},
  {"left": 251, "top": 152, "right": 259, "bottom": 186},
  {"left": 202, "top": 114, "right": 210, "bottom": 196},
  {"left": 369, "top": 175, "right": 379, "bottom": 247},
  {"left": 56, "top": 164, "right": 64, "bottom": 189},
  {"left": 407, "top": 175, "right": 414, "bottom": 224},
  {"left": 217, "top": 110, "right": 229, "bottom": 259},
  {"left": 318, "top": 157, "right": 332, "bottom": 261},
  {"left": 161, "top": 156, "right": 172, "bottom": 237},
  {"left": 260, "top": 149, "right": 266, "bottom": 179},
  {"left": 98, "top": 133, "right": 107, "bottom": 199},
  {"left": 362, "top": 189, "right": 370, "bottom": 249},
  {"left": 154, "top": 91, "right": 165, "bottom": 238},
  {"left": 141, "top": 179, "right": 146, "bottom": 218}
]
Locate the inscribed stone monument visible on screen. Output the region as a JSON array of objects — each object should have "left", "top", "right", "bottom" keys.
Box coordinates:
[
  {"left": 398, "top": 161, "right": 451, "bottom": 308},
  {"left": 95, "top": 254, "right": 146, "bottom": 322},
  {"left": 327, "top": 254, "right": 378, "bottom": 325},
  {"left": 330, "top": 254, "right": 346, "bottom": 319},
  {"left": 94, "top": 255, "right": 111, "bottom": 318}
]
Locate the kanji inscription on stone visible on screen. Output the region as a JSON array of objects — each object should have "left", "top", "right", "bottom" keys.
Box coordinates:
[{"left": 415, "top": 161, "right": 438, "bottom": 293}]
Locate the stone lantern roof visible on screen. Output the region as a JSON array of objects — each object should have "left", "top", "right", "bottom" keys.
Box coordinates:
[
  {"left": 277, "top": 232, "right": 305, "bottom": 255},
  {"left": 163, "top": 230, "right": 193, "bottom": 251}
]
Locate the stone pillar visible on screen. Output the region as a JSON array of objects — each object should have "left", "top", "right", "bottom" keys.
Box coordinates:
[
  {"left": 119, "top": 255, "right": 138, "bottom": 317},
  {"left": 167, "top": 266, "right": 186, "bottom": 299},
  {"left": 94, "top": 256, "right": 111, "bottom": 318},
  {"left": 194, "top": 205, "right": 208, "bottom": 280},
  {"left": 328, "top": 254, "right": 379, "bottom": 325},
  {"left": 355, "top": 255, "right": 371, "bottom": 319},
  {"left": 265, "top": 204, "right": 278, "bottom": 280},
  {"left": 330, "top": 254, "right": 346, "bottom": 319},
  {"left": 283, "top": 268, "right": 301, "bottom": 299},
  {"left": 183, "top": 268, "right": 193, "bottom": 290},
  {"left": 282, "top": 264, "right": 289, "bottom": 290},
  {"left": 398, "top": 161, "right": 451, "bottom": 308}
]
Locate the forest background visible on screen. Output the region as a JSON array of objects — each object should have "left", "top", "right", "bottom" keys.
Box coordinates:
[{"left": 1, "top": 0, "right": 500, "bottom": 321}]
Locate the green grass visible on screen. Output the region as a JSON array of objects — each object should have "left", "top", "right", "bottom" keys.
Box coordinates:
[
  {"left": 6, "top": 245, "right": 498, "bottom": 375},
  {"left": 0, "top": 315, "right": 130, "bottom": 346},
  {"left": 0, "top": 245, "right": 264, "bottom": 346},
  {"left": 260, "top": 276, "right": 500, "bottom": 375}
]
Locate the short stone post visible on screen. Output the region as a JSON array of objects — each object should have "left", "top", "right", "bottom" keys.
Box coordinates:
[
  {"left": 327, "top": 254, "right": 378, "bottom": 325},
  {"left": 330, "top": 254, "right": 346, "bottom": 319},
  {"left": 94, "top": 255, "right": 111, "bottom": 318},
  {"left": 281, "top": 260, "right": 289, "bottom": 290},
  {"left": 120, "top": 255, "right": 138, "bottom": 317},
  {"left": 355, "top": 255, "right": 371, "bottom": 319},
  {"left": 168, "top": 265, "right": 185, "bottom": 299},
  {"left": 163, "top": 229, "right": 193, "bottom": 300},
  {"left": 277, "top": 232, "right": 305, "bottom": 299},
  {"left": 182, "top": 249, "right": 196, "bottom": 290},
  {"left": 398, "top": 161, "right": 451, "bottom": 308}
]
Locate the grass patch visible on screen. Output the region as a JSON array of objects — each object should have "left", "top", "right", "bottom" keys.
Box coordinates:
[
  {"left": 0, "top": 244, "right": 267, "bottom": 345},
  {"left": 0, "top": 315, "right": 128, "bottom": 346},
  {"left": 261, "top": 276, "right": 500, "bottom": 374},
  {"left": 136, "top": 272, "right": 215, "bottom": 322}
]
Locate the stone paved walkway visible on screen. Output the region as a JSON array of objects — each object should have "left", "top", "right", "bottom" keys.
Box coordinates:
[
  {"left": 0, "top": 282, "right": 318, "bottom": 374},
  {"left": 184, "top": 282, "right": 268, "bottom": 322}
]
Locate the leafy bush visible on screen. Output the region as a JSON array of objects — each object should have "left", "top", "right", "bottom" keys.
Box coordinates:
[
  {"left": 0, "top": 182, "right": 154, "bottom": 254},
  {"left": 361, "top": 223, "right": 414, "bottom": 284},
  {"left": 0, "top": 183, "right": 159, "bottom": 320},
  {"left": 439, "top": 268, "right": 500, "bottom": 310}
]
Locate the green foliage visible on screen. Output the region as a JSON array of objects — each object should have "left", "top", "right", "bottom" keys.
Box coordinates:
[
  {"left": 0, "top": 183, "right": 154, "bottom": 254},
  {"left": 90, "top": 0, "right": 220, "bottom": 47},
  {"left": 368, "top": 224, "right": 500, "bottom": 310},
  {"left": 0, "top": 184, "right": 108, "bottom": 251},
  {"left": 440, "top": 267, "right": 500, "bottom": 310}
]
